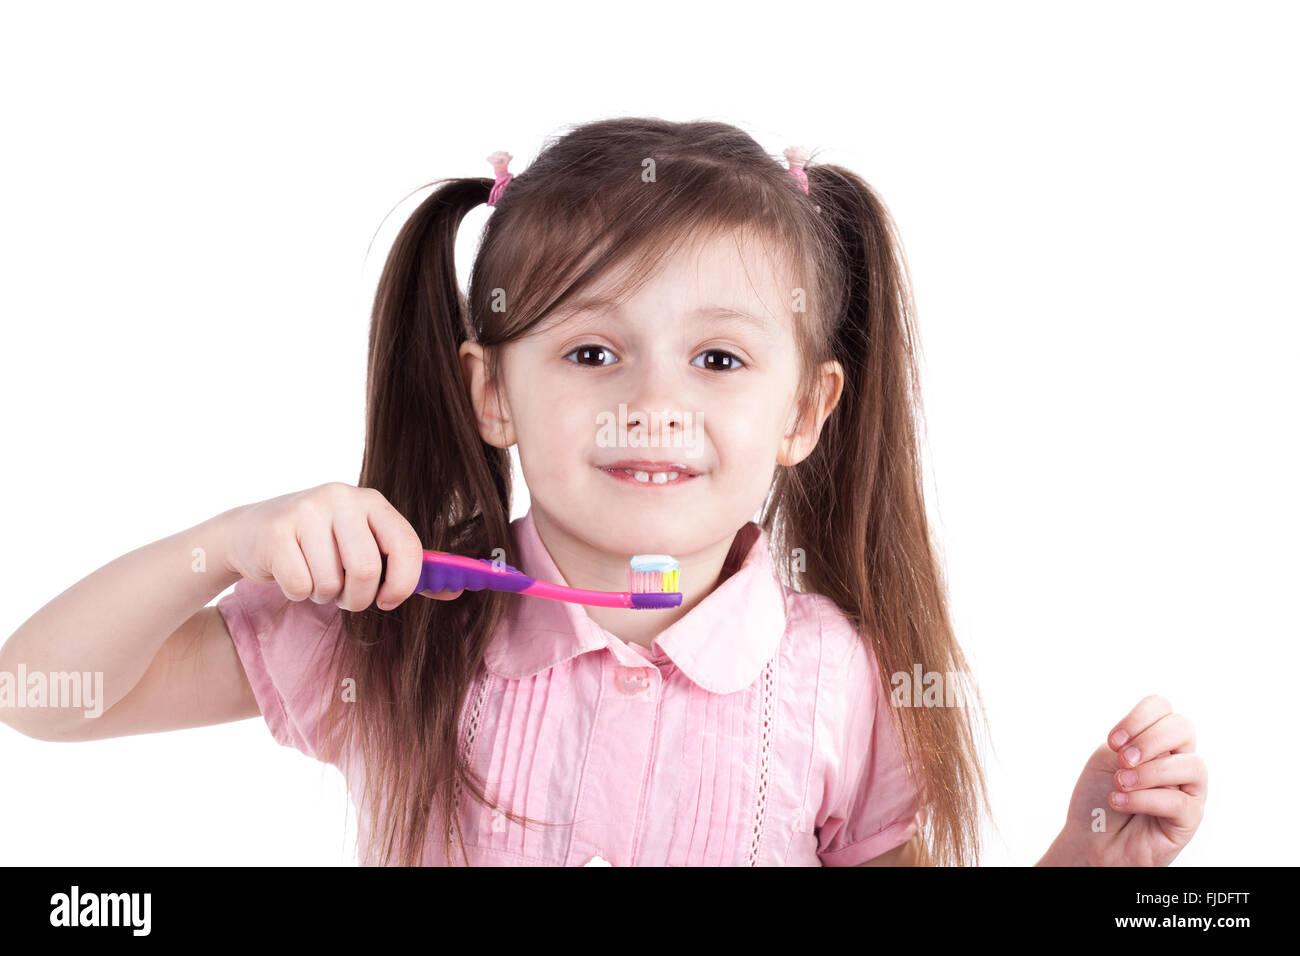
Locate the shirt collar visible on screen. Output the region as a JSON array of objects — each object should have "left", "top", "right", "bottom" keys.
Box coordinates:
[{"left": 483, "top": 507, "right": 788, "bottom": 695}]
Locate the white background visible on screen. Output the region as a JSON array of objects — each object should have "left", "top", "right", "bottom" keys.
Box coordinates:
[{"left": 1, "top": 0, "right": 1294, "bottom": 866}]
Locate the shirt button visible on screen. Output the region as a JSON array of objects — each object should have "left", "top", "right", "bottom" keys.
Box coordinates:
[
  {"left": 584, "top": 853, "right": 612, "bottom": 866},
  {"left": 614, "top": 665, "right": 654, "bottom": 696}
]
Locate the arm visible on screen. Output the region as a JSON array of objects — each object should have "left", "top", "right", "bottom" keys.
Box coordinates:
[{"left": 0, "top": 506, "right": 259, "bottom": 741}]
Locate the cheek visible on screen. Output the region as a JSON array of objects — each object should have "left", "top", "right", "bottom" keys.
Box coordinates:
[
  {"left": 512, "top": 376, "right": 603, "bottom": 484},
  {"left": 711, "top": 388, "right": 789, "bottom": 461}
]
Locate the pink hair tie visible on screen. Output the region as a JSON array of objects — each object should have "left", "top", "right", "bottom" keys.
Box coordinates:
[
  {"left": 783, "top": 146, "right": 810, "bottom": 194},
  {"left": 486, "top": 151, "right": 514, "bottom": 206},
  {"left": 784, "top": 145, "right": 821, "bottom": 213}
]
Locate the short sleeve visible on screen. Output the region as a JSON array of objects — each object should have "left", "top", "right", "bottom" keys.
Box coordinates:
[
  {"left": 216, "top": 577, "right": 343, "bottom": 763},
  {"left": 815, "top": 630, "right": 923, "bottom": 866}
]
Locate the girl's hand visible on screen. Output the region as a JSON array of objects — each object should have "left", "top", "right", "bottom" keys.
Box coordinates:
[
  {"left": 1040, "top": 695, "right": 1207, "bottom": 866},
  {"left": 221, "top": 482, "right": 463, "bottom": 611}
]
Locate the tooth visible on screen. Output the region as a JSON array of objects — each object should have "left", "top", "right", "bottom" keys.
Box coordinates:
[
  {"left": 633, "top": 471, "right": 650, "bottom": 482},
  {"left": 651, "top": 471, "right": 668, "bottom": 484}
]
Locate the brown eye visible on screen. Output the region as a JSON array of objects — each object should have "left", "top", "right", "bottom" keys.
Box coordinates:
[
  {"left": 564, "top": 345, "right": 618, "bottom": 367},
  {"left": 692, "top": 350, "right": 745, "bottom": 372}
]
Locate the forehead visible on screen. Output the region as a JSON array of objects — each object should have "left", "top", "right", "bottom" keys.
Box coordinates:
[{"left": 537, "top": 230, "right": 797, "bottom": 334}]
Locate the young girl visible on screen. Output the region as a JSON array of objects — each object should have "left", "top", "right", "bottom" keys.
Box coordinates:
[{"left": 0, "top": 118, "right": 1207, "bottom": 867}]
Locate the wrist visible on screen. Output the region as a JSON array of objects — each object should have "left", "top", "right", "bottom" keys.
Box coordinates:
[{"left": 202, "top": 505, "right": 248, "bottom": 586}]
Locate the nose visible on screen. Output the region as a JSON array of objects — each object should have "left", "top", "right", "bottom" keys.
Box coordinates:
[
  {"left": 623, "top": 355, "right": 688, "bottom": 433},
  {"left": 624, "top": 391, "right": 690, "bottom": 458},
  {"left": 626, "top": 409, "right": 683, "bottom": 430}
]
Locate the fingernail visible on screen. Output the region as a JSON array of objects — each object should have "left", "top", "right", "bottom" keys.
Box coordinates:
[
  {"left": 377, "top": 600, "right": 394, "bottom": 611},
  {"left": 1111, "top": 791, "right": 1128, "bottom": 808},
  {"left": 1111, "top": 729, "right": 1129, "bottom": 748},
  {"left": 1123, "top": 745, "right": 1141, "bottom": 766},
  {"left": 1118, "top": 769, "right": 1138, "bottom": 788}
]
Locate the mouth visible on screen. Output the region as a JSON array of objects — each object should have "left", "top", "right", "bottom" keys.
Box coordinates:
[{"left": 597, "top": 460, "right": 703, "bottom": 487}]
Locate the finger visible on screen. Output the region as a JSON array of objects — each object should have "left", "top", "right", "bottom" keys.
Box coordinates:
[
  {"left": 418, "top": 588, "right": 465, "bottom": 601},
  {"left": 297, "top": 513, "right": 344, "bottom": 605},
  {"left": 1108, "top": 785, "right": 1201, "bottom": 831},
  {"left": 333, "top": 508, "right": 383, "bottom": 612},
  {"left": 1117, "top": 713, "right": 1196, "bottom": 769},
  {"left": 365, "top": 493, "right": 424, "bottom": 609},
  {"left": 1108, "top": 694, "right": 1174, "bottom": 752},
  {"left": 1114, "top": 753, "right": 1208, "bottom": 800},
  {"left": 268, "top": 525, "right": 314, "bottom": 602}
]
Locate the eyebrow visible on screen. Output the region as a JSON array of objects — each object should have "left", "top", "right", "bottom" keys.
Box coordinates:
[{"left": 548, "top": 295, "right": 775, "bottom": 333}]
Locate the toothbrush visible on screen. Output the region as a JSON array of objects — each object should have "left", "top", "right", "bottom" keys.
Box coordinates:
[{"left": 416, "top": 550, "right": 682, "bottom": 609}]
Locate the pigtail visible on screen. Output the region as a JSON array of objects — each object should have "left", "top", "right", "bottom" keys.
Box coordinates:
[
  {"left": 359, "top": 177, "right": 512, "bottom": 552},
  {"left": 315, "top": 178, "right": 523, "bottom": 866},
  {"left": 769, "top": 164, "right": 993, "bottom": 866}
]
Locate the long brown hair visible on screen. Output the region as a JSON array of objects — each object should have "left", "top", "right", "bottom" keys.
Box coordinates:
[{"left": 313, "top": 117, "right": 992, "bottom": 866}]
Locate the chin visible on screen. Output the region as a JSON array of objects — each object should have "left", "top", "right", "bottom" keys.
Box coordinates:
[{"left": 599, "top": 517, "right": 715, "bottom": 558}]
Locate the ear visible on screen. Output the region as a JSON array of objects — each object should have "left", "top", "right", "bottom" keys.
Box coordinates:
[
  {"left": 459, "top": 340, "right": 516, "bottom": 448},
  {"left": 777, "top": 359, "right": 844, "bottom": 467}
]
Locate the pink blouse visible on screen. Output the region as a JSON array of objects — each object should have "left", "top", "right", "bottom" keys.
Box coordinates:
[{"left": 217, "top": 508, "right": 922, "bottom": 866}]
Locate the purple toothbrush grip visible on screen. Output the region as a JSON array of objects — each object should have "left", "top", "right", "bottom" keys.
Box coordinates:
[{"left": 418, "top": 556, "right": 534, "bottom": 595}]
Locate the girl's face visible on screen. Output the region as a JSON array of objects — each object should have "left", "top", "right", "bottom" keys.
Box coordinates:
[{"left": 460, "top": 230, "right": 842, "bottom": 596}]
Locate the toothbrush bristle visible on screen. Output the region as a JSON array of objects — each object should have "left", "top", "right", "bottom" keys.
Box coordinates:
[{"left": 628, "top": 553, "right": 681, "bottom": 595}]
